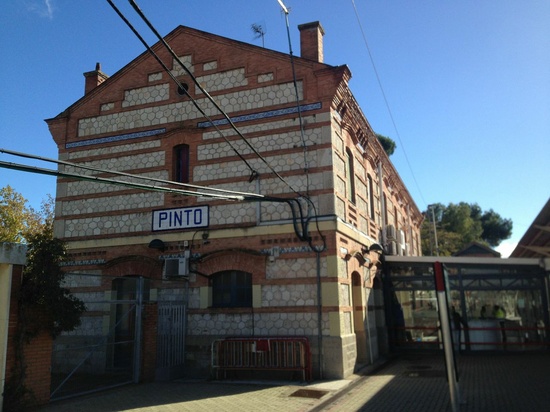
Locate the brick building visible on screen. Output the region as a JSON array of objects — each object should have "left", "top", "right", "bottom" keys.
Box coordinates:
[{"left": 46, "top": 22, "right": 423, "bottom": 382}]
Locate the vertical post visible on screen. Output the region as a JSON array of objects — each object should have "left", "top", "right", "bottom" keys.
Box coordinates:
[
  {"left": 434, "top": 262, "right": 460, "bottom": 412},
  {"left": 430, "top": 205, "right": 439, "bottom": 256},
  {"left": 133, "top": 277, "right": 144, "bottom": 383},
  {"left": 316, "top": 249, "right": 323, "bottom": 379},
  {"left": 378, "top": 162, "right": 386, "bottom": 247}
]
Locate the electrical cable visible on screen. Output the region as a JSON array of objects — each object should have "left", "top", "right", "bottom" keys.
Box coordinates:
[
  {"left": 0, "top": 148, "right": 263, "bottom": 199},
  {"left": 350, "top": 0, "right": 427, "bottom": 207},
  {"left": 278, "top": 1, "right": 310, "bottom": 196},
  {"left": 0, "top": 151, "right": 315, "bottom": 241},
  {"left": 126, "top": 0, "right": 300, "bottom": 194},
  {"left": 105, "top": 0, "right": 258, "bottom": 179},
  {"left": 0, "top": 160, "right": 246, "bottom": 201},
  {"left": 45, "top": 1, "right": 324, "bottom": 243}
]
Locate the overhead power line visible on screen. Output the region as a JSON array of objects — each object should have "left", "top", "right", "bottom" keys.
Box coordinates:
[
  {"left": 0, "top": 149, "right": 320, "bottom": 245},
  {"left": 0, "top": 159, "right": 245, "bottom": 201},
  {"left": 108, "top": 0, "right": 302, "bottom": 195},
  {"left": 105, "top": 0, "right": 258, "bottom": 180},
  {"left": 277, "top": 0, "right": 310, "bottom": 197},
  {"left": 350, "top": 0, "right": 427, "bottom": 207},
  {"left": 0, "top": 148, "right": 263, "bottom": 199}
]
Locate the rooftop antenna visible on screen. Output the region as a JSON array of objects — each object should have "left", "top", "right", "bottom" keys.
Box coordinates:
[{"left": 251, "top": 23, "right": 266, "bottom": 48}]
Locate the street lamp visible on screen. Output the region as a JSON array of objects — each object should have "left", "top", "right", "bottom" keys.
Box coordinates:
[{"left": 428, "top": 204, "right": 440, "bottom": 256}]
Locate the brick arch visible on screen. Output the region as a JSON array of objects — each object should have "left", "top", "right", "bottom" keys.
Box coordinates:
[
  {"left": 197, "top": 249, "right": 266, "bottom": 280},
  {"left": 103, "top": 255, "right": 162, "bottom": 279},
  {"left": 347, "top": 251, "right": 366, "bottom": 279}
]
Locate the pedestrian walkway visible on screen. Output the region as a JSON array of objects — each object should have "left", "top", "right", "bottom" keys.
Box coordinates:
[
  {"left": 316, "top": 352, "right": 550, "bottom": 412},
  {"left": 36, "top": 353, "right": 550, "bottom": 412}
]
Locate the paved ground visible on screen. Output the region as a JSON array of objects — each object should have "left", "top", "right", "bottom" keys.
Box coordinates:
[{"left": 35, "top": 352, "right": 550, "bottom": 412}]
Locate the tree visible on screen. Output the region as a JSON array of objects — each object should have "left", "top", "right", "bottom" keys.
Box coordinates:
[
  {"left": 421, "top": 202, "right": 512, "bottom": 256},
  {"left": 19, "top": 217, "right": 86, "bottom": 339},
  {"left": 376, "top": 133, "right": 397, "bottom": 156},
  {"left": 2, "top": 187, "right": 85, "bottom": 410},
  {"left": 0, "top": 185, "right": 51, "bottom": 243},
  {"left": 481, "top": 209, "right": 513, "bottom": 247}
]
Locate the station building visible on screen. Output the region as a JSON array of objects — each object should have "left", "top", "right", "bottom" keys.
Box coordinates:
[{"left": 45, "top": 21, "right": 423, "bottom": 390}]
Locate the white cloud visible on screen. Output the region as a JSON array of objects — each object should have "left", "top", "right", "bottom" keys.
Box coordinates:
[
  {"left": 495, "top": 240, "right": 517, "bottom": 258},
  {"left": 25, "top": 0, "right": 55, "bottom": 19}
]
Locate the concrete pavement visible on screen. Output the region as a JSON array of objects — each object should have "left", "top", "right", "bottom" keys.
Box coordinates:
[{"left": 35, "top": 352, "right": 550, "bottom": 412}]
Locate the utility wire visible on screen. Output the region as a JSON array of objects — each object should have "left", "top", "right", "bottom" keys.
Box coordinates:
[
  {"left": 277, "top": 1, "right": 310, "bottom": 196},
  {"left": 0, "top": 148, "right": 263, "bottom": 199},
  {"left": 351, "top": 0, "right": 427, "bottom": 207},
  {"left": 277, "top": 0, "right": 325, "bottom": 252},
  {"left": 106, "top": 0, "right": 258, "bottom": 179},
  {"left": 0, "top": 154, "right": 315, "bottom": 241},
  {"left": 0, "top": 160, "right": 246, "bottom": 201},
  {"left": 125, "top": 0, "right": 301, "bottom": 194}
]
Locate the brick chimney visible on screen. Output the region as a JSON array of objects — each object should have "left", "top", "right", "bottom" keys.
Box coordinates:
[
  {"left": 298, "top": 21, "right": 325, "bottom": 63},
  {"left": 83, "top": 62, "right": 109, "bottom": 94}
]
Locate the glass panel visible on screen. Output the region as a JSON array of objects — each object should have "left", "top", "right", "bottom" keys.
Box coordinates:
[{"left": 389, "top": 288, "right": 439, "bottom": 347}]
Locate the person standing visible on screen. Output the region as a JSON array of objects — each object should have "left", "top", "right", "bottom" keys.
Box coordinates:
[
  {"left": 451, "top": 306, "right": 468, "bottom": 352},
  {"left": 493, "top": 305, "right": 507, "bottom": 348}
]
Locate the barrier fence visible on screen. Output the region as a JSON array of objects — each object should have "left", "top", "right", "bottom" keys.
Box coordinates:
[
  {"left": 390, "top": 324, "right": 549, "bottom": 351},
  {"left": 211, "top": 336, "right": 312, "bottom": 381}
]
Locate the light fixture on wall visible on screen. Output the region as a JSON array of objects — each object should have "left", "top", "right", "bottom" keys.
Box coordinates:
[
  {"left": 201, "top": 231, "right": 210, "bottom": 245},
  {"left": 368, "top": 243, "right": 384, "bottom": 255},
  {"left": 148, "top": 238, "right": 166, "bottom": 252}
]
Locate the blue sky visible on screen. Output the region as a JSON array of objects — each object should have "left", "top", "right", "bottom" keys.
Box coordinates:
[{"left": 1, "top": 1, "right": 549, "bottom": 256}]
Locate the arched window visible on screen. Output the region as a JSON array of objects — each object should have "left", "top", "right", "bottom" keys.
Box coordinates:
[
  {"left": 345, "top": 148, "right": 356, "bottom": 204},
  {"left": 367, "top": 174, "right": 375, "bottom": 220},
  {"left": 174, "top": 144, "right": 189, "bottom": 183},
  {"left": 212, "top": 270, "right": 252, "bottom": 308}
]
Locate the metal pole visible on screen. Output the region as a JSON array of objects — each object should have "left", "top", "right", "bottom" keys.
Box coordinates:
[
  {"left": 434, "top": 262, "right": 460, "bottom": 412},
  {"left": 133, "top": 277, "right": 144, "bottom": 383},
  {"left": 431, "top": 205, "right": 440, "bottom": 256},
  {"left": 316, "top": 249, "right": 323, "bottom": 379}
]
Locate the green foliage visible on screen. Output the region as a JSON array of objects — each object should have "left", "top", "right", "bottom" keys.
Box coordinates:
[
  {"left": 376, "top": 133, "right": 397, "bottom": 156},
  {"left": 421, "top": 202, "right": 513, "bottom": 256},
  {"left": 0, "top": 185, "right": 28, "bottom": 243},
  {"left": 481, "top": 209, "right": 513, "bottom": 247},
  {"left": 21, "top": 222, "right": 86, "bottom": 339},
  {"left": 2, "top": 187, "right": 85, "bottom": 410},
  {"left": 0, "top": 185, "right": 53, "bottom": 243}
]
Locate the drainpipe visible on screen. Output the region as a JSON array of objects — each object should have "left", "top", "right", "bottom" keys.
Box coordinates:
[
  {"left": 378, "top": 162, "right": 386, "bottom": 248},
  {"left": 133, "top": 277, "right": 144, "bottom": 383},
  {"left": 365, "top": 276, "right": 374, "bottom": 364},
  {"left": 315, "top": 249, "right": 324, "bottom": 379},
  {"left": 256, "top": 176, "right": 262, "bottom": 224}
]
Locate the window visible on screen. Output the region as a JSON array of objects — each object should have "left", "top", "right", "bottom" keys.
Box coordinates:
[
  {"left": 174, "top": 144, "right": 189, "bottom": 183},
  {"left": 212, "top": 270, "right": 252, "bottom": 308},
  {"left": 368, "top": 175, "right": 375, "bottom": 220},
  {"left": 345, "top": 148, "right": 356, "bottom": 204}
]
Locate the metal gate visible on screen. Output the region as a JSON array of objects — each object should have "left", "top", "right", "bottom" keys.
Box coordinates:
[
  {"left": 156, "top": 301, "right": 187, "bottom": 380},
  {"left": 50, "top": 275, "right": 144, "bottom": 400}
]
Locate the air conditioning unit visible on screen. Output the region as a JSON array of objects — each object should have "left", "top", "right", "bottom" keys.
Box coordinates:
[
  {"left": 163, "top": 257, "right": 189, "bottom": 278},
  {"left": 386, "top": 225, "right": 396, "bottom": 240},
  {"left": 387, "top": 241, "right": 398, "bottom": 255}
]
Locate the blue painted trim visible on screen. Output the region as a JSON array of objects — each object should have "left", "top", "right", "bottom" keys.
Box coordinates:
[
  {"left": 66, "top": 128, "right": 166, "bottom": 149},
  {"left": 197, "top": 102, "right": 322, "bottom": 128}
]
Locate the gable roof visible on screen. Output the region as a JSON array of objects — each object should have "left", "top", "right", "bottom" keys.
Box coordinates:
[
  {"left": 510, "top": 198, "right": 550, "bottom": 258},
  {"left": 453, "top": 241, "right": 501, "bottom": 257},
  {"left": 46, "top": 24, "right": 334, "bottom": 122}
]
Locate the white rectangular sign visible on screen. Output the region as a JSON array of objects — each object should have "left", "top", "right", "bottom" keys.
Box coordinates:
[{"left": 152, "top": 206, "right": 209, "bottom": 231}]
